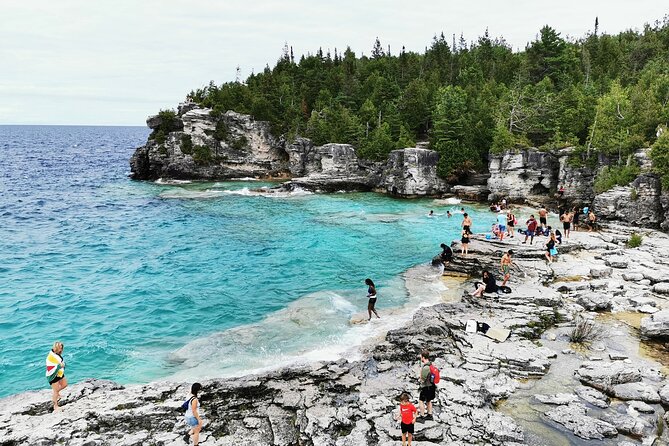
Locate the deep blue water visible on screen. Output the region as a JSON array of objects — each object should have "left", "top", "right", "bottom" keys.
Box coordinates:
[{"left": 0, "top": 126, "right": 498, "bottom": 397}]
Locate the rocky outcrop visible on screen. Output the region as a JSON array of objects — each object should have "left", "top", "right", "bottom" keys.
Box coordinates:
[
  {"left": 130, "top": 107, "right": 288, "bottom": 181},
  {"left": 282, "top": 142, "right": 381, "bottom": 192},
  {"left": 383, "top": 148, "right": 449, "bottom": 196},
  {"left": 592, "top": 174, "right": 664, "bottom": 228},
  {"left": 487, "top": 149, "right": 559, "bottom": 203}
]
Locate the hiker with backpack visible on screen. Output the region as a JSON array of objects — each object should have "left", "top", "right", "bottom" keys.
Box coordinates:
[
  {"left": 417, "top": 350, "right": 439, "bottom": 421},
  {"left": 182, "top": 383, "right": 203, "bottom": 445}
]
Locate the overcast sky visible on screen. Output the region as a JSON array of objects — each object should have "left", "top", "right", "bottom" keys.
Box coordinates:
[{"left": 1, "top": 0, "right": 666, "bottom": 126}]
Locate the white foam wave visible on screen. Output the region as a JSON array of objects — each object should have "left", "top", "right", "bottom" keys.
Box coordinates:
[
  {"left": 432, "top": 197, "right": 462, "bottom": 205},
  {"left": 221, "top": 187, "right": 313, "bottom": 198},
  {"left": 165, "top": 263, "right": 461, "bottom": 383},
  {"left": 155, "top": 178, "right": 193, "bottom": 185},
  {"left": 158, "top": 189, "right": 224, "bottom": 199}
]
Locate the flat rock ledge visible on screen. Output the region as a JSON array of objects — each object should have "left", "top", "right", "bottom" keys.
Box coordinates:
[{"left": 3, "top": 227, "right": 669, "bottom": 445}]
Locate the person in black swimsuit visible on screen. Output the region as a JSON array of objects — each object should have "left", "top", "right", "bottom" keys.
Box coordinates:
[
  {"left": 461, "top": 229, "right": 471, "bottom": 256},
  {"left": 365, "top": 278, "right": 380, "bottom": 321}
]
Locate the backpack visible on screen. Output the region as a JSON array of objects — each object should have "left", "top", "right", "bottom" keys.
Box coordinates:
[
  {"left": 429, "top": 364, "right": 440, "bottom": 385},
  {"left": 180, "top": 396, "right": 195, "bottom": 412}
]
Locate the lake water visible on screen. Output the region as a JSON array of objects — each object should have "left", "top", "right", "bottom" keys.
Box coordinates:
[{"left": 0, "top": 125, "right": 499, "bottom": 397}]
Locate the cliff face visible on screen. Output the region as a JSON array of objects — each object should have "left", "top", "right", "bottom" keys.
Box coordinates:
[
  {"left": 130, "top": 105, "right": 451, "bottom": 197},
  {"left": 383, "top": 148, "right": 450, "bottom": 196},
  {"left": 487, "top": 149, "right": 560, "bottom": 203},
  {"left": 130, "top": 106, "right": 288, "bottom": 180},
  {"left": 593, "top": 174, "right": 664, "bottom": 228}
]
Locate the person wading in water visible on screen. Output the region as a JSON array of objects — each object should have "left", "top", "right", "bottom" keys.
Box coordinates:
[{"left": 365, "top": 278, "right": 380, "bottom": 321}]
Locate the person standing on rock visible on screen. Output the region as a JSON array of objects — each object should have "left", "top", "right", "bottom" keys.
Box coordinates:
[
  {"left": 184, "top": 383, "right": 203, "bottom": 445},
  {"left": 522, "top": 215, "right": 538, "bottom": 245},
  {"left": 506, "top": 210, "right": 515, "bottom": 238},
  {"left": 417, "top": 350, "right": 435, "bottom": 421},
  {"left": 587, "top": 210, "right": 597, "bottom": 231},
  {"left": 538, "top": 206, "right": 548, "bottom": 229},
  {"left": 365, "top": 278, "right": 380, "bottom": 321},
  {"left": 545, "top": 232, "right": 558, "bottom": 263},
  {"left": 461, "top": 213, "right": 472, "bottom": 234},
  {"left": 572, "top": 207, "right": 580, "bottom": 231},
  {"left": 496, "top": 211, "right": 506, "bottom": 241},
  {"left": 46, "top": 341, "right": 67, "bottom": 412},
  {"left": 460, "top": 228, "right": 471, "bottom": 257},
  {"left": 560, "top": 211, "right": 572, "bottom": 239},
  {"left": 396, "top": 392, "right": 417, "bottom": 446},
  {"left": 501, "top": 250, "right": 513, "bottom": 286}
]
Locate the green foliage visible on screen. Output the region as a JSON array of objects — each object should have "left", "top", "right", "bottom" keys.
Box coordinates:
[
  {"left": 192, "top": 145, "right": 213, "bottom": 164},
  {"left": 149, "top": 109, "right": 179, "bottom": 144},
  {"left": 627, "top": 232, "right": 643, "bottom": 248},
  {"left": 183, "top": 18, "right": 669, "bottom": 171},
  {"left": 180, "top": 134, "right": 193, "bottom": 154},
  {"left": 593, "top": 163, "right": 640, "bottom": 193},
  {"left": 213, "top": 121, "right": 230, "bottom": 141},
  {"left": 230, "top": 135, "right": 248, "bottom": 151},
  {"left": 650, "top": 129, "right": 669, "bottom": 189}
]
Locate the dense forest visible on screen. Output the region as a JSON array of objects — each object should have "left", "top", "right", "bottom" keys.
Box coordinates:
[{"left": 185, "top": 17, "right": 669, "bottom": 188}]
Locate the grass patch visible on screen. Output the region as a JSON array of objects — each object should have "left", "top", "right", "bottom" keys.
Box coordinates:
[
  {"left": 627, "top": 233, "right": 643, "bottom": 248},
  {"left": 568, "top": 316, "right": 605, "bottom": 345}
]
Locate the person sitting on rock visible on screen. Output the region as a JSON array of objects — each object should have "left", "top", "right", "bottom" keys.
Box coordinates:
[
  {"left": 439, "top": 243, "right": 453, "bottom": 265},
  {"left": 471, "top": 271, "right": 498, "bottom": 297}
]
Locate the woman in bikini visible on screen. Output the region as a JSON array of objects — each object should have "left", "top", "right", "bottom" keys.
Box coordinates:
[{"left": 365, "top": 278, "right": 380, "bottom": 321}]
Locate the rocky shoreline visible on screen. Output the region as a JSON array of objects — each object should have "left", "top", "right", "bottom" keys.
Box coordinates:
[
  {"left": 3, "top": 223, "right": 669, "bottom": 445},
  {"left": 129, "top": 103, "right": 669, "bottom": 231}
]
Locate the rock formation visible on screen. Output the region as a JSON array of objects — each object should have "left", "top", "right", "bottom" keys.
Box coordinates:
[{"left": 382, "top": 148, "right": 449, "bottom": 196}]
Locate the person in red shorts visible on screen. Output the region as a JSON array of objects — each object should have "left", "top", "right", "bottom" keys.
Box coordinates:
[{"left": 395, "top": 392, "right": 417, "bottom": 446}]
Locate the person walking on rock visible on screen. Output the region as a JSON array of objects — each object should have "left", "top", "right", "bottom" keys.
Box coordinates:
[
  {"left": 417, "top": 350, "right": 435, "bottom": 421},
  {"left": 501, "top": 250, "right": 513, "bottom": 287},
  {"left": 560, "top": 211, "right": 572, "bottom": 239},
  {"left": 46, "top": 341, "right": 67, "bottom": 412},
  {"left": 184, "top": 383, "right": 203, "bottom": 445},
  {"left": 506, "top": 210, "right": 515, "bottom": 238},
  {"left": 396, "top": 392, "right": 417, "bottom": 446},
  {"left": 365, "top": 278, "right": 380, "bottom": 321}
]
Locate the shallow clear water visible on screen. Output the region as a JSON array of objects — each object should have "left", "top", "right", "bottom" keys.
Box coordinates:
[{"left": 0, "top": 125, "right": 499, "bottom": 398}]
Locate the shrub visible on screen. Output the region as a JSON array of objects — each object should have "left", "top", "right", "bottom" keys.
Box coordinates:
[
  {"left": 230, "top": 135, "right": 248, "bottom": 151},
  {"left": 213, "top": 120, "right": 230, "bottom": 141},
  {"left": 192, "top": 145, "right": 213, "bottom": 164},
  {"left": 149, "top": 109, "right": 180, "bottom": 143},
  {"left": 650, "top": 129, "right": 669, "bottom": 190},
  {"left": 593, "top": 164, "right": 640, "bottom": 193},
  {"left": 568, "top": 317, "right": 605, "bottom": 345},
  {"left": 627, "top": 233, "right": 643, "bottom": 248},
  {"left": 180, "top": 134, "right": 193, "bottom": 154}
]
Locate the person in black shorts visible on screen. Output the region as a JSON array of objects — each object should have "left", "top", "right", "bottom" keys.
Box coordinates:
[
  {"left": 417, "top": 350, "right": 436, "bottom": 421},
  {"left": 365, "top": 278, "right": 380, "bottom": 321},
  {"left": 396, "top": 392, "right": 417, "bottom": 446}
]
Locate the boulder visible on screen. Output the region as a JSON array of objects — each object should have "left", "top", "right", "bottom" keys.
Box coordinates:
[
  {"left": 590, "top": 266, "right": 613, "bottom": 278},
  {"left": 576, "top": 362, "right": 641, "bottom": 390},
  {"left": 575, "top": 386, "right": 610, "bottom": 408},
  {"left": 600, "top": 412, "right": 649, "bottom": 437},
  {"left": 535, "top": 393, "right": 579, "bottom": 405},
  {"left": 660, "top": 384, "right": 669, "bottom": 405},
  {"left": 604, "top": 256, "right": 629, "bottom": 269},
  {"left": 574, "top": 292, "right": 613, "bottom": 311},
  {"left": 610, "top": 382, "right": 661, "bottom": 403},
  {"left": 640, "top": 309, "right": 669, "bottom": 340},
  {"left": 653, "top": 282, "right": 669, "bottom": 294},
  {"left": 622, "top": 272, "right": 644, "bottom": 282}
]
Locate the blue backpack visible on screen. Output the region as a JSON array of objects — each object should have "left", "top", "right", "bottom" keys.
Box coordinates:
[{"left": 180, "top": 396, "right": 194, "bottom": 412}]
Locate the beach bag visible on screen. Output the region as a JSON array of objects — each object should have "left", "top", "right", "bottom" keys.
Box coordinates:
[
  {"left": 429, "top": 364, "right": 440, "bottom": 385},
  {"left": 498, "top": 285, "right": 512, "bottom": 294},
  {"left": 513, "top": 217, "right": 518, "bottom": 225},
  {"left": 180, "top": 397, "right": 195, "bottom": 412},
  {"left": 549, "top": 248, "right": 558, "bottom": 256}
]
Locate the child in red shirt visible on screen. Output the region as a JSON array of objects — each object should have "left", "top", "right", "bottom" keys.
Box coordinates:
[{"left": 395, "top": 392, "right": 417, "bottom": 446}]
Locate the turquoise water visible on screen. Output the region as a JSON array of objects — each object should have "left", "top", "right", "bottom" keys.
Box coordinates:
[{"left": 0, "top": 125, "right": 498, "bottom": 397}]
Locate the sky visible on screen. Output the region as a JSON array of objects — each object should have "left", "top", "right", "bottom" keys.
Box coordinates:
[{"left": 0, "top": 0, "right": 666, "bottom": 126}]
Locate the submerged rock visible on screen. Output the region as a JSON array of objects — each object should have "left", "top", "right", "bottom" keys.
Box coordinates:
[{"left": 545, "top": 403, "right": 617, "bottom": 440}]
